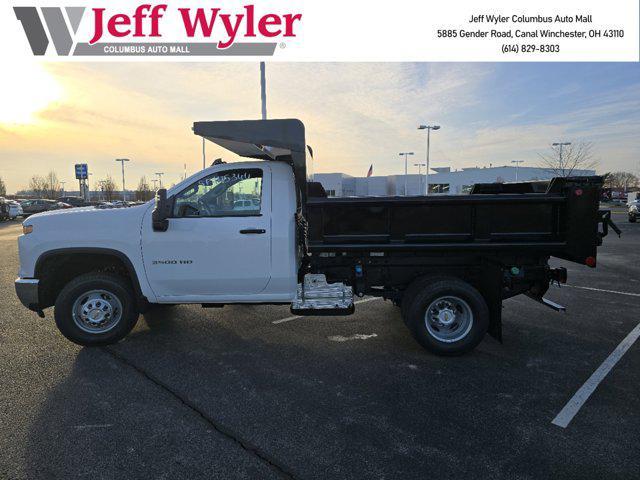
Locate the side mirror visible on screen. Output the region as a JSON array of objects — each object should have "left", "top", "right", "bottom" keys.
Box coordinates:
[{"left": 152, "top": 188, "right": 172, "bottom": 232}]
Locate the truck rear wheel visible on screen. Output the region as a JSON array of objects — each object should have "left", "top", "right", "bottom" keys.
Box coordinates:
[
  {"left": 54, "top": 272, "right": 139, "bottom": 347},
  {"left": 403, "top": 278, "right": 489, "bottom": 356}
]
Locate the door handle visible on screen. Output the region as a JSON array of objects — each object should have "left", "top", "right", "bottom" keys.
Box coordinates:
[{"left": 239, "top": 229, "right": 266, "bottom": 234}]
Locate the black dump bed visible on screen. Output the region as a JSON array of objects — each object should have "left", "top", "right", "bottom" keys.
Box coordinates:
[{"left": 306, "top": 176, "right": 612, "bottom": 268}]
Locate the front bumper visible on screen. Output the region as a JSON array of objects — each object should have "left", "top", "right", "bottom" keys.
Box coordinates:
[{"left": 15, "top": 278, "right": 40, "bottom": 311}]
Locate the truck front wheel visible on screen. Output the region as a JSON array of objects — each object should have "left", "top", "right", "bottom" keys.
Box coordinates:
[
  {"left": 54, "top": 272, "right": 139, "bottom": 346},
  {"left": 403, "top": 278, "right": 489, "bottom": 356}
]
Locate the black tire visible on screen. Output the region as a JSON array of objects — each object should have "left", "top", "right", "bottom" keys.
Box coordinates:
[
  {"left": 629, "top": 215, "right": 637, "bottom": 223},
  {"left": 400, "top": 275, "right": 444, "bottom": 324},
  {"left": 54, "top": 272, "right": 139, "bottom": 347},
  {"left": 403, "top": 277, "right": 489, "bottom": 356}
]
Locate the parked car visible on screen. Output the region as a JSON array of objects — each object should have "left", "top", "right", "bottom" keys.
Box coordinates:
[
  {"left": 95, "top": 201, "right": 115, "bottom": 209},
  {"left": 8, "top": 201, "right": 23, "bottom": 219},
  {"left": 21, "top": 199, "right": 68, "bottom": 216},
  {"left": 95, "top": 200, "right": 137, "bottom": 208},
  {"left": 629, "top": 200, "right": 639, "bottom": 223},
  {"left": 57, "top": 196, "right": 88, "bottom": 207},
  {"left": 0, "top": 199, "right": 9, "bottom": 221},
  {"left": 233, "top": 199, "right": 260, "bottom": 211}
]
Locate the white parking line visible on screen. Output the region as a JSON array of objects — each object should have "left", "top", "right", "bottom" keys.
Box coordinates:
[
  {"left": 328, "top": 333, "right": 378, "bottom": 342},
  {"left": 74, "top": 424, "right": 114, "bottom": 429},
  {"left": 551, "top": 322, "right": 640, "bottom": 428},
  {"left": 566, "top": 285, "right": 640, "bottom": 298},
  {"left": 272, "top": 297, "right": 382, "bottom": 324}
]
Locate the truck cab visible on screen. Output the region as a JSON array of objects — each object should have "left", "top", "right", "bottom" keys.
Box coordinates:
[{"left": 141, "top": 161, "right": 298, "bottom": 303}]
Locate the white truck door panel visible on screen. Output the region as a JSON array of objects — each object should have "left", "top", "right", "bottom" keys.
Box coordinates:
[{"left": 142, "top": 166, "right": 271, "bottom": 298}]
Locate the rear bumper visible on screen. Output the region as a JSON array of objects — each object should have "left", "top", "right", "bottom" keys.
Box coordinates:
[{"left": 15, "top": 278, "right": 40, "bottom": 311}]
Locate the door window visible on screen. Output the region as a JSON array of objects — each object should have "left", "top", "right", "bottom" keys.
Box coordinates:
[{"left": 173, "top": 168, "right": 263, "bottom": 217}]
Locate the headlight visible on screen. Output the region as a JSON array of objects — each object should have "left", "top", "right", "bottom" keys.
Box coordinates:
[{"left": 22, "top": 224, "right": 33, "bottom": 235}]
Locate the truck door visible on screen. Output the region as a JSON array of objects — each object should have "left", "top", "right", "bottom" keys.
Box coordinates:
[{"left": 142, "top": 166, "right": 271, "bottom": 299}]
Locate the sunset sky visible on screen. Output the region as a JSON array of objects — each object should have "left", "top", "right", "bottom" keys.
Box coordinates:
[{"left": 0, "top": 61, "right": 638, "bottom": 193}]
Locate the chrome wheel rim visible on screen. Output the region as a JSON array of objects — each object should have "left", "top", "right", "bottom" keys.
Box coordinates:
[
  {"left": 424, "top": 296, "right": 473, "bottom": 343},
  {"left": 72, "top": 289, "right": 123, "bottom": 334}
]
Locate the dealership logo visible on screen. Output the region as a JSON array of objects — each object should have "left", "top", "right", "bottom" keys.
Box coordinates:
[
  {"left": 13, "top": 4, "right": 302, "bottom": 57},
  {"left": 14, "top": 6, "right": 83, "bottom": 55}
]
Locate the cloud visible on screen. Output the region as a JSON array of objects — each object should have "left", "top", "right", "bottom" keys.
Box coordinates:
[{"left": 0, "top": 62, "right": 637, "bottom": 193}]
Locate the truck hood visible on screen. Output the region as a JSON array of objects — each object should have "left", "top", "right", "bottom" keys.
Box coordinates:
[
  {"left": 17, "top": 202, "right": 155, "bottom": 283},
  {"left": 24, "top": 204, "right": 152, "bottom": 235},
  {"left": 25, "top": 206, "right": 96, "bottom": 220}
]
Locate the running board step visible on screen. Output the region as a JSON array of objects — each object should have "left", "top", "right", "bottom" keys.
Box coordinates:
[
  {"left": 290, "top": 305, "right": 355, "bottom": 316},
  {"left": 291, "top": 274, "right": 354, "bottom": 316}
]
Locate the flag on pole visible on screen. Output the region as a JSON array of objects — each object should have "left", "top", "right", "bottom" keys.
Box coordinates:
[{"left": 366, "top": 164, "right": 373, "bottom": 177}]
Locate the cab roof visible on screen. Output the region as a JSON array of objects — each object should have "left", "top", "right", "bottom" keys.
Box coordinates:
[{"left": 193, "top": 119, "right": 308, "bottom": 207}]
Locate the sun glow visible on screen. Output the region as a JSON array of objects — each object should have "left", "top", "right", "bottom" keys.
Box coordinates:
[{"left": 0, "top": 61, "right": 63, "bottom": 124}]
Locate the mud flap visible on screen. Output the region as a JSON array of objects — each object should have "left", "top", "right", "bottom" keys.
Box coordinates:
[
  {"left": 487, "top": 299, "right": 503, "bottom": 343},
  {"left": 481, "top": 262, "right": 504, "bottom": 343}
]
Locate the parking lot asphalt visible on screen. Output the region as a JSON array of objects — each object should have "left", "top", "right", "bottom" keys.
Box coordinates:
[{"left": 1, "top": 210, "right": 638, "bottom": 479}]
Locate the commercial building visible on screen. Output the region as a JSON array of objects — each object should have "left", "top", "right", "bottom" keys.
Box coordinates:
[
  {"left": 313, "top": 173, "right": 356, "bottom": 197},
  {"left": 314, "top": 165, "right": 596, "bottom": 196}
]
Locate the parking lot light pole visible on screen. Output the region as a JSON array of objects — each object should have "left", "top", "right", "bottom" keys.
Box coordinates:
[
  {"left": 202, "top": 137, "right": 206, "bottom": 170},
  {"left": 511, "top": 160, "right": 524, "bottom": 181},
  {"left": 116, "top": 158, "right": 130, "bottom": 201},
  {"left": 414, "top": 163, "right": 426, "bottom": 195},
  {"left": 399, "top": 152, "right": 414, "bottom": 195},
  {"left": 552, "top": 142, "right": 571, "bottom": 176},
  {"left": 87, "top": 173, "right": 93, "bottom": 201},
  {"left": 260, "top": 61, "right": 267, "bottom": 120},
  {"left": 418, "top": 124, "right": 440, "bottom": 195},
  {"left": 155, "top": 172, "right": 164, "bottom": 188}
]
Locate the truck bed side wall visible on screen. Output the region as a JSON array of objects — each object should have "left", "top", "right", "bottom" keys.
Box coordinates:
[{"left": 305, "top": 176, "right": 603, "bottom": 266}]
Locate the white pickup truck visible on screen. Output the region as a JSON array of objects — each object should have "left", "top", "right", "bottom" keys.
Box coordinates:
[
  {"left": 15, "top": 119, "right": 616, "bottom": 355},
  {"left": 16, "top": 159, "right": 301, "bottom": 336}
]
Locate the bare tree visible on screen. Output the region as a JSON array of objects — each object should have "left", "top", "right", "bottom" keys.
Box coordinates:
[
  {"left": 28, "top": 175, "right": 49, "bottom": 198},
  {"left": 44, "top": 171, "right": 61, "bottom": 199},
  {"left": 99, "top": 176, "right": 117, "bottom": 201},
  {"left": 93, "top": 181, "right": 103, "bottom": 200},
  {"left": 135, "top": 176, "right": 153, "bottom": 202},
  {"left": 0, "top": 177, "right": 6, "bottom": 197},
  {"left": 538, "top": 142, "right": 598, "bottom": 177},
  {"left": 102, "top": 175, "right": 116, "bottom": 201},
  {"left": 604, "top": 171, "right": 639, "bottom": 191}
]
